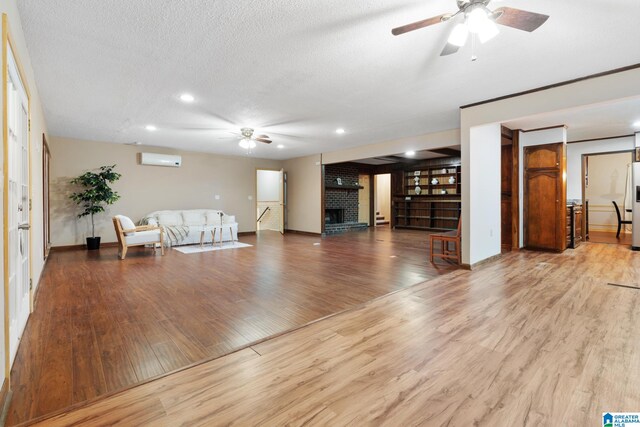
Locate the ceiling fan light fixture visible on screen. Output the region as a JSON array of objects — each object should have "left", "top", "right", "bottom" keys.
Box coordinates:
[
  {"left": 478, "top": 20, "right": 499, "bottom": 43},
  {"left": 239, "top": 138, "right": 256, "bottom": 150},
  {"left": 466, "top": 7, "right": 490, "bottom": 34},
  {"left": 448, "top": 23, "right": 469, "bottom": 47}
]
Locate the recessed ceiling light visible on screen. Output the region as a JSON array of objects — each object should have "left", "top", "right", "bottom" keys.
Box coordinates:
[
  {"left": 633, "top": 120, "right": 640, "bottom": 128},
  {"left": 180, "top": 93, "right": 195, "bottom": 103},
  {"left": 145, "top": 125, "right": 157, "bottom": 131},
  {"left": 335, "top": 128, "right": 345, "bottom": 134},
  {"left": 405, "top": 151, "right": 416, "bottom": 156},
  {"left": 277, "top": 144, "right": 285, "bottom": 149}
]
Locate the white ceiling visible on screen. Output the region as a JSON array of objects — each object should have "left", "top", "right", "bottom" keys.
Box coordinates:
[
  {"left": 17, "top": 0, "right": 640, "bottom": 159},
  {"left": 505, "top": 96, "right": 640, "bottom": 141}
]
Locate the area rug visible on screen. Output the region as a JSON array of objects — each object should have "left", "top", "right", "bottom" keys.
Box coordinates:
[{"left": 173, "top": 242, "right": 253, "bottom": 254}]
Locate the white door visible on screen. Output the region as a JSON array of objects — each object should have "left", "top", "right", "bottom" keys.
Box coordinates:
[{"left": 7, "top": 47, "right": 30, "bottom": 363}]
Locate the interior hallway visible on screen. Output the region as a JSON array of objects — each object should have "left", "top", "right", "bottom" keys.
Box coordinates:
[{"left": 30, "top": 242, "right": 640, "bottom": 426}]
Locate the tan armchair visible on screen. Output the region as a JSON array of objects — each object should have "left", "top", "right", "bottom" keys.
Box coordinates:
[{"left": 113, "top": 215, "right": 164, "bottom": 260}]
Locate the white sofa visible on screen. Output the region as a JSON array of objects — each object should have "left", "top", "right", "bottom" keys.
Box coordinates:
[{"left": 142, "top": 209, "right": 238, "bottom": 246}]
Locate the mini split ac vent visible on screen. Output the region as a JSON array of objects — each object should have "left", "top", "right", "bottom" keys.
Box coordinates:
[{"left": 139, "top": 152, "right": 182, "bottom": 167}]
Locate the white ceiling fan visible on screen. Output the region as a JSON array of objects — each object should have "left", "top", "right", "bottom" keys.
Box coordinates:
[
  {"left": 392, "top": 0, "right": 549, "bottom": 58},
  {"left": 235, "top": 127, "right": 272, "bottom": 152}
]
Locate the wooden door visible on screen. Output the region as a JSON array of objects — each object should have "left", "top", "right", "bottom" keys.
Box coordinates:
[
  {"left": 501, "top": 144, "right": 513, "bottom": 249},
  {"left": 524, "top": 142, "right": 566, "bottom": 251}
]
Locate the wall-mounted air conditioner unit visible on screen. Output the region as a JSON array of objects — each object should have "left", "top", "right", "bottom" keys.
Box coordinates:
[{"left": 140, "top": 152, "right": 182, "bottom": 167}]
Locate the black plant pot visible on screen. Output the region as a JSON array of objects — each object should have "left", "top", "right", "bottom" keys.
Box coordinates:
[{"left": 86, "top": 237, "right": 101, "bottom": 250}]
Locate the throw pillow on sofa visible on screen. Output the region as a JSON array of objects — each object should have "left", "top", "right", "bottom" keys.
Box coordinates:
[
  {"left": 182, "top": 211, "right": 206, "bottom": 225},
  {"left": 206, "top": 212, "right": 223, "bottom": 225},
  {"left": 157, "top": 213, "right": 181, "bottom": 226}
]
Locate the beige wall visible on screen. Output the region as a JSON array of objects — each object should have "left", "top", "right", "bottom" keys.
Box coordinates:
[
  {"left": 585, "top": 151, "right": 633, "bottom": 232},
  {"left": 50, "top": 137, "right": 282, "bottom": 246},
  {"left": 283, "top": 154, "right": 322, "bottom": 234}
]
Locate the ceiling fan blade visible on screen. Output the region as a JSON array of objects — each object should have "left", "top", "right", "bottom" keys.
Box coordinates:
[
  {"left": 493, "top": 7, "right": 549, "bottom": 32},
  {"left": 255, "top": 138, "right": 272, "bottom": 144},
  {"left": 392, "top": 14, "right": 449, "bottom": 36},
  {"left": 255, "top": 134, "right": 270, "bottom": 139},
  {"left": 440, "top": 42, "right": 460, "bottom": 56}
]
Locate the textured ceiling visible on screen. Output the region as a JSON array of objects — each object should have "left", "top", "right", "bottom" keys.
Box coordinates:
[
  {"left": 505, "top": 96, "right": 640, "bottom": 141},
  {"left": 17, "top": 0, "right": 640, "bottom": 159}
]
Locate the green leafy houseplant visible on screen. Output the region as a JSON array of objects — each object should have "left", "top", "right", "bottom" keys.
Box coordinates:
[{"left": 70, "top": 165, "right": 121, "bottom": 249}]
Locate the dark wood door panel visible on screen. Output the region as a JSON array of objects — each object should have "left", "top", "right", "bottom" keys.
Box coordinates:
[
  {"left": 525, "top": 171, "right": 559, "bottom": 249},
  {"left": 501, "top": 145, "right": 513, "bottom": 193},
  {"left": 524, "top": 143, "right": 562, "bottom": 170},
  {"left": 501, "top": 199, "right": 512, "bottom": 247},
  {"left": 501, "top": 143, "right": 513, "bottom": 249}
]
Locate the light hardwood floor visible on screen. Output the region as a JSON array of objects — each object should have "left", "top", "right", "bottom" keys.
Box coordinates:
[
  {"left": 7, "top": 228, "right": 458, "bottom": 425},
  {"left": 29, "top": 242, "right": 640, "bottom": 426},
  {"left": 588, "top": 230, "right": 632, "bottom": 245}
]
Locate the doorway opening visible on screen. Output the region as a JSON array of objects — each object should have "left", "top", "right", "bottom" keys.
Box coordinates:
[
  {"left": 500, "top": 126, "right": 518, "bottom": 252},
  {"left": 583, "top": 151, "right": 634, "bottom": 245},
  {"left": 256, "top": 169, "right": 285, "bottom": 234},
  {"left": 374, "top": 174, "right": 391, "bottom": 227},
  {"left": 323, "top": 149, "right": 462, "bottom": 235}
]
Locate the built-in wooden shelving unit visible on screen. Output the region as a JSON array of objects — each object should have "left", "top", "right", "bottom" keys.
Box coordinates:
[{"left": 392, "top": 164, "right": 461, "bottom": 231}]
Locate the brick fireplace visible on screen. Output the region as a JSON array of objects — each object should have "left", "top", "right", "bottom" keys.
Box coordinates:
[{"left": 324, "top": 164, "right": 368, "bottom": 234}]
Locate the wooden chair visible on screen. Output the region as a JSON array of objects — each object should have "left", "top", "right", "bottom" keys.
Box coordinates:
[
  {"left": 113, "top": 215, "right": 164, "bottom": 260},
  {"left": 612, "top": 201, "right": 632, "bottom": 238},
  {"left": 429, "top": 218, "right": 461, "bottom": 264}
]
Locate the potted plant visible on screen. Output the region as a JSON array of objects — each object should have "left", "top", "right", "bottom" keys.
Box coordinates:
[{"left": 70, "top": 165, "right": 121, "bottom": 250}]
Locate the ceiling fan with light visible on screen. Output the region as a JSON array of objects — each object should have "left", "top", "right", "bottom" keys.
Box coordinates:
[
  {"left": 236, "top": 127, "right": 272, "bottom": 151},
  {"left": 392, "top": 0, "right": 549, "bottom": 58}
]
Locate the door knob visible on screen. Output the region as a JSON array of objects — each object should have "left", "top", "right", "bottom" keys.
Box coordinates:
[{"left": 18, "top": 223, "right": 30, "bottom": 230}]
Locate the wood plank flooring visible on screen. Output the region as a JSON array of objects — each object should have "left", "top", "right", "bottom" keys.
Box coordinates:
[
  {"left": 28, "top": 242, "right": 640, "bottom": 426},
  {"left": 7, "top": 228, "right": 457, "bottom": 426},
  {"left": 589, "top": 230, "right": 632, "bottom": 245}
]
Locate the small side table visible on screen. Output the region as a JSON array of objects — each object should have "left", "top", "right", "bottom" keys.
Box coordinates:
[
  {"left": 200, "top": 225, "right": 217, "bottom": 248},
  {"left": 212, "top": 224, "right": 236, "bottom": 247}
]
